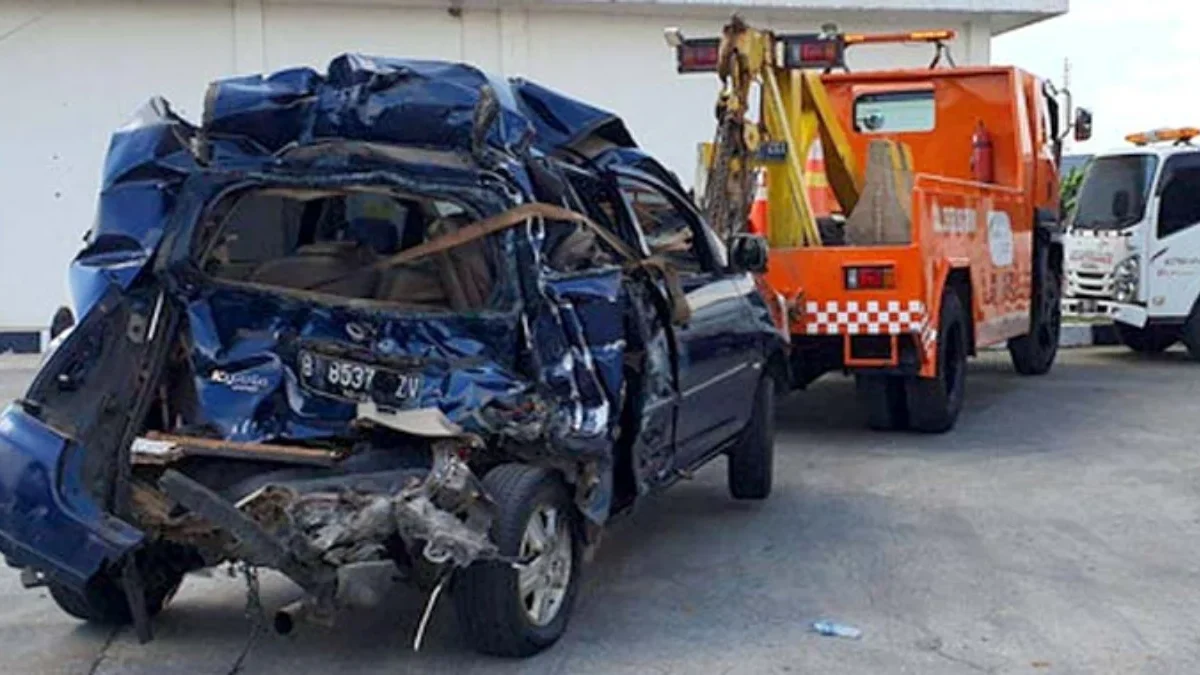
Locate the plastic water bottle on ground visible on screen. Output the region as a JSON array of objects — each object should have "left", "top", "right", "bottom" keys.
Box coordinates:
[{"left": 812, "top": 620, "right": 862, "bottom": 639}]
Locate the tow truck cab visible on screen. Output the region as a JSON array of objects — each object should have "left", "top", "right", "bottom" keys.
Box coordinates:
[{"left": 1063, "top": 128, "right": 1200, "bottom": 356}]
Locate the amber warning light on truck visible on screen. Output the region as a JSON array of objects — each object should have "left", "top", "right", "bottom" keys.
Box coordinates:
[{"left": 1125, "top": 127, "right": 1198, "bottom": 146}]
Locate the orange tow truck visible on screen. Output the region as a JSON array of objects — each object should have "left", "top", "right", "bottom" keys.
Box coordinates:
[{"left": 670, "top": 18, "right": 1091, "bottom": 432}]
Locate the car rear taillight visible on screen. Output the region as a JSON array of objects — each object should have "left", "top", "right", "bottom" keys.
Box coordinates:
[{"left": 844, "top": 265, "right": 895, "bottom": 290}]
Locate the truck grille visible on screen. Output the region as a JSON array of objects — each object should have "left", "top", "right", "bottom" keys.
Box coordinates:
[{"left": 1066, "top": 269, "right": 1113, "bottom": 299}]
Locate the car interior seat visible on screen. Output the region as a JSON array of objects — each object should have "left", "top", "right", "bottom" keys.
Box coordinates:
[
  {"left": 375, "top": 212, "right": 494, "bottom": 311},
  {"left": 347, "top": 217, "right": 400, "bottom": 256},
  {"left": 248, "top": 240, "right": 380, "bottom": 297}
]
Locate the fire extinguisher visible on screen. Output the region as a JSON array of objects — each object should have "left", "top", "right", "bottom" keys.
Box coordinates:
[{"left": 971, "top": 121, "right": 994, "bottom": 184}]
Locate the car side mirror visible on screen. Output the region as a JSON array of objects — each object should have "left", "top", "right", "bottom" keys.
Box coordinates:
[
  {"left": 728, "top": 233, "right": 769, "bottom": 274},
  {"left": 1074, "top": 108, "right": 1093, "bottom": 143}
]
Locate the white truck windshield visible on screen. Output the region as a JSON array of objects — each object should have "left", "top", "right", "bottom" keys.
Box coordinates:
[{"left": 1072, "top": 154, "right": 1158, "bottom": 231}]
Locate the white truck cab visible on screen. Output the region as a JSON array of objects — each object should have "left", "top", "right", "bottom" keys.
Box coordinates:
[{"left": 1063, "top": 127, "right": 1200, "bottom": 355}]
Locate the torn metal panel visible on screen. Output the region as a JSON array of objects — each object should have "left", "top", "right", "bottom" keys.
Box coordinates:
[
  {"left": 132, "top": 433, "right": 342, "bottom": 467},
  {"left": 355, "top": 403, "right": 464, "bottom": 438}
]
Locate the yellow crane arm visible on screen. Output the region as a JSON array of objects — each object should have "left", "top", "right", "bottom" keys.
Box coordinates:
[{"left": 672, "top": 18, "right": 865, "bottom": 248}]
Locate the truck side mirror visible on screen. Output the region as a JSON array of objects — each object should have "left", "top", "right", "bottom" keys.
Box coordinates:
[
  {"left": 729, "top": 233, "right": 769, "bottom": 273},
  {"left": 1074, "top": 108, "right": 1093, "bottom": 142}
]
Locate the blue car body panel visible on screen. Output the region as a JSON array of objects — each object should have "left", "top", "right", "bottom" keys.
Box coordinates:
[
  {"left": 0, "top": 54, "right": 785, "bottom": 589},
  {"left": 0, "top": 406, "right": 143, "bottom": 586}
]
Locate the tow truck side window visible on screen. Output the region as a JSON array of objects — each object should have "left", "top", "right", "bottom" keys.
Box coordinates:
[
  {"left": 615, "top": 176, "right": 710, "bottom": 274},
  {"left": 854, "top": 90, "right": 936, "bottom": 133},
  {"left": 1157, "top": 153, "right": 1200, "bottom": 238}
]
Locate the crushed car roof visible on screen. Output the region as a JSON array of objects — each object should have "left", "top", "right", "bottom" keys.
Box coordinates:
[
  {"left": 204, "top": 55, "right": 638, "bottom": 156},
  {"left": 95, "top": 55, "right": 652, "bottom": 258}
]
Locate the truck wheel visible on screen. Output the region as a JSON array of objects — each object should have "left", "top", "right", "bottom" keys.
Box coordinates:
[
  {"left": 855, "top": 374, "right": 908, "bottom": 430},
  {"left": 1181, "top": 306, "right": 1200, "bottom": 361},
  {"left": 455, "top": 465, "right": 581, "bottom": 657},
  {"left": 1008, "top": 242, "right": 1061, "bottom": 375},
  {"left": 49, "top": 306, "right": 74, "bottom": 341},
  {"left": 728, "top": 376, "right": 775, "bottom": 500},
  {"left": 905, "top": 291, "right": 968, "bottom": 433},
  {"left": 1116, "top": 323, "right": 1177, "bottom": 354},
  {"left": 48, "top": 559, "right": 182, "bottom": 625}
]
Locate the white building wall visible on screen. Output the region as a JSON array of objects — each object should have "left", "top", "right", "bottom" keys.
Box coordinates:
[{"left": 0, "top": 0, "right": 1004, "bottom": 332}]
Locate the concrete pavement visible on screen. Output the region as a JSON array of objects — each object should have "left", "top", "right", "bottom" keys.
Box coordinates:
[{"left": 0, "top": 348, "right": 1197, "bottom": 674}]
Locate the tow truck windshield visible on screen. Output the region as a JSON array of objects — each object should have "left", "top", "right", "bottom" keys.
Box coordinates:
[{"left": 1072, "top": 154, "right": 1158, "bottom": 231}]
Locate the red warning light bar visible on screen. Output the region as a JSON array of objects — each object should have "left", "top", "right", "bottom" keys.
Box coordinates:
[
  {"left": 676, "top": 38, "right": 721, "bottom": 73},
  {"left": 779, "top": 34, "right": 845, "bottom": 69}
]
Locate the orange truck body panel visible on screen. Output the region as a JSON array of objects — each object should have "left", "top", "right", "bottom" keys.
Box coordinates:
[{"left": 764, "top": 66, "right": 1059, "bottom": 378}]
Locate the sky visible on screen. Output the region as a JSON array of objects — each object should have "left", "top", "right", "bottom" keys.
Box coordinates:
[{"left": 993, "top": 0, "right": 1200, "bottom": 156}]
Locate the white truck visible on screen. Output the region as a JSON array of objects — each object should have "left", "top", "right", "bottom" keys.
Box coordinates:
[{"left": 1063, "top": 127, "right": 1200, "bottom": 356}]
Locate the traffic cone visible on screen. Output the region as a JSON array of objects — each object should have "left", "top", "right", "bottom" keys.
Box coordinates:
[
  {"left": 748, "top": 170, "right": 769, "bottom": 236},
  {"left": 805, "top": 144, "right": 832, "bottom": 217}
]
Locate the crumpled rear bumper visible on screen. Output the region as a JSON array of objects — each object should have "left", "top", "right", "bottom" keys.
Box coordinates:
[
  {"left": 0, "top": 404, "right": 142, "bottom": 587},
  {"left": 145, "top": 432, "right": 497, "bottom": 603}
]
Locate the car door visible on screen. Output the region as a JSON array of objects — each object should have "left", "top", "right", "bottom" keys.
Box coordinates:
[
  {"left": 1148, "top": 152, "right": 1200, "bottom": 318},
  {"left": 612, "top": 170, "right": 762, "bottom": 471},
  {"left": 558, "top": 165, "right": 680, "bottom": 494}
]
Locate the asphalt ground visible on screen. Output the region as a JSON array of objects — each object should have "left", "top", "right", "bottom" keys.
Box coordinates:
[{"left": 0, "top": 347, "right": 1197, "bottom": 674}]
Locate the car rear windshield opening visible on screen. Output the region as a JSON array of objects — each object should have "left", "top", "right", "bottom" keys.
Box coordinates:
[{"left": 201, "top": 188, "right": 501, "bottom": 312}]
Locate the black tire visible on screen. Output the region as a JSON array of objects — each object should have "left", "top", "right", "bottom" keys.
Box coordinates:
[
  {"left": 1116, "top": 323, "right": 1177, "bottom": 354},
  {"left": 1008, "top": 241, "right": 1061, "bottom": 375},
  {"left": 1182, "top": 307, "right": 1200, "bottom": 361},
  {"left": 48, "top": 559, "right": 182, "bottom": 625},
  {"left": 49, "top": 306, "right": 75, "bottom": 341},
  {"left": 455, "top": 465, "right": 581, "bottom": 657},
  {"left": 905, "top": 290, "right": 968, "bottom": 433},
  {"left": 855, "top": 374, "right": 908, "bottom": 431},
  {"left": 728, "top": 376, "right": 775, "bottom": 500}
]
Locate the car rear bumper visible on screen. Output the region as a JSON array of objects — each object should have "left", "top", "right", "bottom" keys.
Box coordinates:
[
  {"left": 0, "top": 404, "right": 142, "bottom": 587},
  {"left": 1063, "top": 298, "right": 1148, "bottom": 328}
]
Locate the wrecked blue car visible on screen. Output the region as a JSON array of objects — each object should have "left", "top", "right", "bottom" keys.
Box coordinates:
[{"left": 0, "top": 56, "right": 787, "bottom": 656}]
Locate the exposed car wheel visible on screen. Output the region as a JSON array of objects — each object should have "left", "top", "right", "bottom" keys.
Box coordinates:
[
  {"left": 728, "top": 375, "right": 775, "bottom": 500},
  {"left": 455, "top": 464, "right": 581, "bottom": 657},
  {"left": 855, "top": 374, "right": 908, "bottom": 431},
  {"left": 905, "top": 290, "right": 968, "bottom": 433},
  {"left": 48, "top": 557, "right": 183, "bottom": 625},
  {"left": 1008, "top": 241, "right": 1061, "bottom": 375},
  {"left": 1116, "top": 323, "right": 1177, "bottom": 354}
]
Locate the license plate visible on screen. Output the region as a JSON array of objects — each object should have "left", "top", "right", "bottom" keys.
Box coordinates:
[{"left": 298, "top": 350, "right": 421, "bottom": 405}]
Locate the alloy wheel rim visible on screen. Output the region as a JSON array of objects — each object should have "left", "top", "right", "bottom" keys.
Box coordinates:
[{"left": 517, "top": 504, "right": 572, "bottom": 627}]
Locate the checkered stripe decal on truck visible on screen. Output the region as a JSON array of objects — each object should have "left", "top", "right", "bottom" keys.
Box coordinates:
[{"left": 805, "top": 300, "right": 926, "bottom": 335}]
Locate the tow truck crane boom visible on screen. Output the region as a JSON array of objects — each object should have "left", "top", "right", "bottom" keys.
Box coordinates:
[{"left": 679, "top": 18, "right": 958, "bottom": 247}]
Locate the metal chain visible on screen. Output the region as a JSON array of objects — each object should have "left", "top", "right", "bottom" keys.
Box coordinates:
[
  {"left": 242, "top": 564, "right": 266, "bottom": 629},
  {"left": 226, "top": 564, "right": 266, "bottom": 675}
]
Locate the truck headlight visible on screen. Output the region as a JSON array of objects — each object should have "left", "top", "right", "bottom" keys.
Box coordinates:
[{"left": 1113, "top": 256, "right": 1139, "bottom": 303}]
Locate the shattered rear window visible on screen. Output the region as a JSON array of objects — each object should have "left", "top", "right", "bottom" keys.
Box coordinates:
[{"left": 203, "top": 188, "right": 503, "bottom": 312}]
